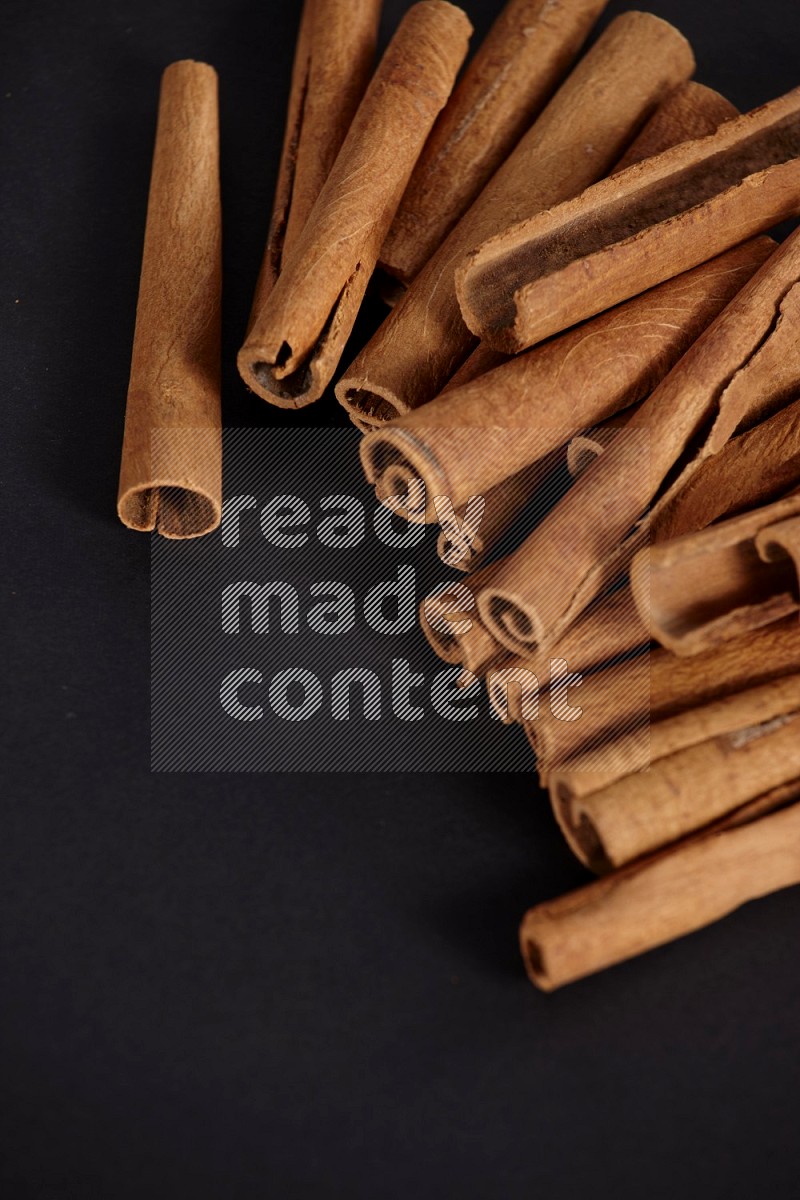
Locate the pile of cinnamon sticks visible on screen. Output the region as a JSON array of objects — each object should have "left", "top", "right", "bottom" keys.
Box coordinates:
[{"left": 119, "top": 1, "right": 800, "bottom": 990}]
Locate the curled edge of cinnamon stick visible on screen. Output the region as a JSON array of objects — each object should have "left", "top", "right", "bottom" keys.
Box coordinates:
[
  {"left": 457, "top": 85, "right": 800, "bottom": 352},
  {"left": 118, "top": 60, "right": 222, "bottom": 540},
  {"left": 247, "top": 0, "right": 381, "bottom": 320},
  {"left": 520, "top": 798, "right": 800, "bottom": 991},
  {"left": 568, "top": 708, "right": 800, "bottom": 872},
  {"left": 529, "top": 613, "right": 800, "bottom": 781},
  {"left": 238, "top": 1, "right": 471, "bottom": 409},
  {"left": 379, "top": 0, "right": 608, "bottom": 284},
  {"left": 486, "top": 586, "right": 647, "bottom": 725},
  {"left": 630, "top": 489, "right": 800, "bottom": 657}
]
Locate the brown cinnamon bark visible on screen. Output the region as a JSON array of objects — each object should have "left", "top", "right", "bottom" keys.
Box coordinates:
[
  {"left": 445, "top": 82, "right": 739, "bottom": 393},
  {"left": 568, "top": 709, "right": 800, "bottom": 871},
  {"left": 379, "top": 0, "right": 608, "bottom": 284},
  {"left": 549, "top": 674, "right": 800, "bottom": 808},
  {"left": 419, "top": 565, "right": 505, "bottom": 675},
  {"left": 336, "top": 13, "right": 695, "bottom": 425},
  {"left": 238, "top": 2, "right": 471, "bottom": 408},
  {"left": 248, "top": 0, "right": 381, "bottom": 319},
  {"left": 566, "top": 411, "right": 634, "bottom": 480},
  {"left": 434, "top": 452, "right": 563, "bottom": 574},
  {"left": 612, "top": 80, "right": 738, "bottom": 171},
  {"left": 458, "top": 86, "right": 800, "bottom": 352},
  {"left": 359, "top": 240, "right": 769, "bottom": 523},
  {"left": 118, "top": 61, "right": 222, "bottom": 539},
  {"left": 653, "top": 396, "right": 800, "bottom": 542},
  {"left": 520, "top": 800, "right": 800, "bottom": 990},
  {"left": 529, "top": 614, "right": 800, "bottom": 777},
  {"left": 477, "top": 229, "right": 800, "bottom": 659},
  {"left": 632, "top": 490, "right": 800, "bottom": 656},
  {"left": 486, "top": 586, "right": 647, "bottom": 725}
]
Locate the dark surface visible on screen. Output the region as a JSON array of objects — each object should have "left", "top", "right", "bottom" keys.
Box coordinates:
[{"left": 3, "top": 0, "right": 800, "bottom": 1195}]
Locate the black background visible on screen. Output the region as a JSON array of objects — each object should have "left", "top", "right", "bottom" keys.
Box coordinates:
[{"left": 3, "top": 0, "right": 800, "bottom": 1195}]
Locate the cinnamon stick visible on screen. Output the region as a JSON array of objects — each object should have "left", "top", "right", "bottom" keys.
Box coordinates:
[
  {"left": 566, "top": 411, "right": 632, "bottom": 480},
  {"left": 419, "top": 565, "right": 505, "bottom": 675},
  {"left": 248, "top": 0, "right": 381, "bottom": 316},
  {"left": 435, "top": 453, "right": 563, "bottom": 573},
  {"left": 443, "top": 81, "right": 739, "bottom": 395},
  {"left": 476, "top": 229, "right": 800, "bottom": 658},
  {"left": 632, "top": 490, "right": 800, "bottom": 656},
  {"left": 359, "top": 240, "right": 769, "bottom": 522},
  {"left": 379, "top": 0, "right": 608, "bottom": 284},
  {"left": 529, "top": 614, "right": 800, "bottom": 777},
  {"left": 549, "top": 674, "right": 800, "bottom": 808},
  {"left": 457, "top": 86, "right": 800, "bottom": 352},
  {"left": 118, "top": 61, "right": 222, "bottom": 539},
  {"left": 238, "top": 2, "right": 471, "bottom": 408},
  {"left": 487, "top": 586, "right": 647, "bottom": 725},
  {"left": 520, "top": 800, "right": 800, "bottom": 990},
  {"left": 568, "top": 709, "right": 800, "bottom": 871},
  {"left": 336, "top": 13, "right": 694, "bottom": 425}
]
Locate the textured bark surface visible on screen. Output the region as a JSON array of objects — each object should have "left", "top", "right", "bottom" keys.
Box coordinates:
[{"left": 117, "top": 61, "right": 222, "bottom": 539}]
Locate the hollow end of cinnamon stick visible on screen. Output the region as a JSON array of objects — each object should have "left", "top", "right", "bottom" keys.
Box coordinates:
[
  {"left": 360, "top": 428, "right": 447, "bottom": 523},
  {"left": 118, "top": 479, "right": 221, "bottom": 540}
]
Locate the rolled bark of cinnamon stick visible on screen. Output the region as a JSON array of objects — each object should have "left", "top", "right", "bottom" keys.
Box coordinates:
[
  {"left": 336, "top": 12, "right": 695, "bottom": 426},
  {"left": 487, "top": 586, "right": 647, "bottom": 725},
  {"left": 458, "top": 86, "right": 800, "bottom": 352},
  {"left": 569, "top": 709, "right": 800, "bottom": 872},
  {"left": 379, "top": 0, "right": 608, "bottom": 285},
  {"left": 529, "top": 613, "right": 800, "bottom": 777},
  {"left": 566, "top": 411, "right": 633, "bottom": 480},
  {"left": 477, "top": 229, "right": 800, "bottom": 659},
  {"left": 118, "top": 61, "right": 222, "bottom": 539},
  {"left": 419, "top": 565, "right": 505, "bottom": 674},
  {"left": 632, "top": 490, "right": 800, "bottom": 656},
  {"left": 549, "top": 674, "right": 800, "bottom": 808},
  {"left": 435, "top": 452, "right": 563, "bottom": 573},
  {"left": 652, "top": 396, "right": 800, "bottom": 543},
  {"left": 360, "top": 240, "right": 769, "bottom": 523},
  {"left": 520, "top": 800, "right": 800, "bottom": 990},
  {"left": 444, "top": 82, "right": 739, "bottom": 394},
  {"left": 248, "top": 0, "right": 381, "bottom": 319},
  {"left": 238, "top": 2, "right": 471, "bottom": 408}
]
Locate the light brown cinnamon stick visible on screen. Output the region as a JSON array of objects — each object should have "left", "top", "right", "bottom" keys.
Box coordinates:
[
  {"left": 238, "top": 2, "right": 471, "bottom": 408},
  {"left": 458, "top": 85, "right": 800, "bottom": 352},
  {"left": 419, "top": 564, "right": 505, "bottom": 675},
  {"left": 529, "top": 613, "right": 800, "bottom": 777},
  {"left": 118, "top": 61, "right": 222, "bottom": 539},
  {"left": 568, "top": 709, "right": 800, "bottom": 871},
  {"left": 632, "top": 489, "right": 800, "bottom": 656},
  {"left": 444, "top": 81, "right": 739, "bottom": 394},
  {"left": 520, "top": 800, "right": 800, "bottom": 990},
  {"left": 248, "top": 0, "right": 381, "bottom": 318},
  {"left": 360, "top": 240, "right": 769, "bottom": 522},
  {"left": 379, "top": 0, "right": 608, "bottom": 285},
  {"left": 336, "top": 13, "right": 695, "bottom": 425},
  {"left": 487, "top": 586, "right": 647, "bottom": 725},
  {"left": 477, "top": 228, "right": 800, "bottom": 659},
  {"left": 549, "top": 674, "right": 800, "bottom": 808},
  {"left": 434, "top": 452, "right": 563, "bottom": 573}
]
